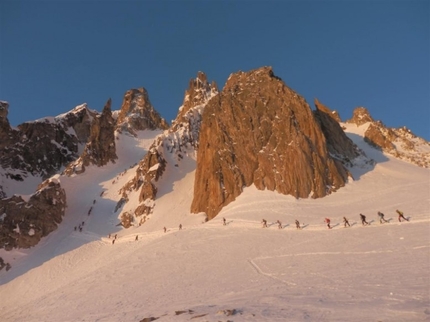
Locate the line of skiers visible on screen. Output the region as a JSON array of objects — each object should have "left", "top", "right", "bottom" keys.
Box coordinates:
[
  {"left": 257, "top": 209, "right": 408, "bottom": 230},
  {"left": 105, "top": 209, "right": 409, "bottom": 245}
]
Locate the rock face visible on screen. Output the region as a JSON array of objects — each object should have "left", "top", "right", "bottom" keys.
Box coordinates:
[
  {"left": 314, "top": 98, "right": 341, "bottom": 123},
  {"left": 65, "top": 99, "right": 118, "bottom": 175},
  {"left": 0, "top": 175, "right": 66, "bottom": 250},
  {"left": 116, "top": 72, "right": 218, "bottom": 226},
  {"left": 116, "top": 88, "right": 169, "bottom": 134},
  {"left": 347, "top": 107, "right": 430, "bottom": 168},
  {"left": 191, "top": 67, "right": 355, "bottom": 219},
  {"left": 0, "top": 103, "right": 95, "bottom": 183},
  {"left": 313, "top": 99, "right": 360, "bottom": 164},
  {"left": 0, "top": 101, "right": 15, "bottom": 148},
  {"left": 346, "top": 107, "right": 374, "bottom": 126}
]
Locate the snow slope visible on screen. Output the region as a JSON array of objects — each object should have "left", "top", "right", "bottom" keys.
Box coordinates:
[{"left": 0, "top": 127, "right": 429, "bottom": 322}]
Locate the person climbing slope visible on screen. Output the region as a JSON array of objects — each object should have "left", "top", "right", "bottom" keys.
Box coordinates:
[
  {"left": 396, "top": 209, "right": 409, "bottom": 222},
  {"left": 343, "top": 217, "right": 350, "bottom": 227},
  {"left": 324, "top": 218, "right": 331, "bottom": 229},
  {"left": 360, "top": 213, "right": 369, "bottom": 226},
  {"left": 378, "top": 211, "right": 388, "bottom": 224}
]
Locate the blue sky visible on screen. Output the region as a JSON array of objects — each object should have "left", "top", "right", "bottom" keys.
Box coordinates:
[{"left": 1, "top": 0, "right": 429, "bottom": 140}]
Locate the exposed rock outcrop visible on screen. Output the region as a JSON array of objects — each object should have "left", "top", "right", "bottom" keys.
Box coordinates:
[
  {"left": 65, "top": 99, "right": 118, "bottom": 175},
  {"left": 116, "top": 72, "right": 218, "bottom": 226},
  {"left": 347, "top": 107, "right": 430, "bottom": 167},
  {"left": 116, "top": 88, "right": 169, "bottom": 135},
  {"left": 346, "top": 107, "right": 374, "bottom": 126},
  {"left": 0, "top": 103, "right": 95, "bottom": 181},
  {"left": 314, "top": 98, "right": 341, "bottom": 123},
  {"left": 0, "top": 101, "right": 15, "bottom": 149},
  {"left": 313, "top": 99, "right": 360, "bottom": 164},
  {"left": 0, "top": 175, "right": 66, "bottom": 250},
  {"left": 191, "top": 67, "right": 356, "bottom": 219}
]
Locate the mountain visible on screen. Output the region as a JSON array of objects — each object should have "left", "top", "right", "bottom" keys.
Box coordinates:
[
  {"left": 0, "top": 89, "right": 168, "bottom": 249},
  {"left": 0, "top": 112, "right": 428, "bottom": 321},
  {"left": 116, "top": 71, "right": 218, "bottom": 226},
  {"left": 346, "top": 107, "right": 430, "bottom": 168},
  {"left": 0, "top": 101, "right": 95, "bottom": 183},
  {"left": 191, "top": 67, "right": 363, "bottom": 219},
  {"left": 0, "top": 66, "right": 429, "bottom": 321},
  {"left": 116, "top": 88, "right": 169, "bottom": 134}
]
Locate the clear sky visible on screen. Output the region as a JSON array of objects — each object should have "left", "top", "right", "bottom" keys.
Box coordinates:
[{"left": 1, "top": 0, "right": 429, "bottom": 140}]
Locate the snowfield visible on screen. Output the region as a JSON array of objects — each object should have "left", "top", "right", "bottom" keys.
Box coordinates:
[{"left": 0, "top": 125, "right": 429, "bottom": 322}]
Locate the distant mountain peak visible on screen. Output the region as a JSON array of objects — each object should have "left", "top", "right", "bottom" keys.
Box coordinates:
[
  {"left": 347, "top": 107, "right": 374, "bottom": 126},
  {"left": 115, "top": 72, "right": 218, "bottom": 226},
  {"left": 65, "top": 99, "right": 118, "bottom": 175},
  {"left": 346, "top": 107, "right": 430, "bottom": 167},
  {"left": 116, "top": 88, "right": 169, "bottom": 135}
]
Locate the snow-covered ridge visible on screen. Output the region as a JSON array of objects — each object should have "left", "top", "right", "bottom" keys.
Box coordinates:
[{"left": 343, "top": 121, "right": 430, "bottom": 168}]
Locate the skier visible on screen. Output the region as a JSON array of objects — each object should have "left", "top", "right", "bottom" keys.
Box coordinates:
[
  {"left": 261, "top": 219, "right": 268, "bottom": 228},
  {"left": 135, "top": 235, "right": 138, "bottom": 241},
  {"left": 295, "top": 220, "right": 301, "bottom": 230},
  {"left": 223, "top": 218, "right": 226, "bottom": 226},
  {"left": 112, "top": 239, "right": 115, "bottom": 245},
  {"left": 74, "top": 226, "right": 77, "bottom": 231},
  {"left": 163, "top": 227, "right": 167, "bottom": 233},
  {"left": 108, "top": 233, "right": 111, "bottom": 239},
  {"left": 378, "top": 211, "right": 388, "bottom": 224},
  {"left": 276, "top": 220, "right": 282, "bottom": 229},
  {"left": 114, "top": 234, "right": 117, "bottom": 239},
  {"left": 179, "top": 224, "right": 182, "bottom": 230},
  {"left": 360, "top": 213, "right": 369, "bottom": 226},
  {"left": 396, "top": 209, "right": 409, "bottom": 222},
  {"left": 343, "top": 217, "right": 350, "bottom": 227},
  {"left": 324, "top": 218, "right": 331, "bottom": 229}
]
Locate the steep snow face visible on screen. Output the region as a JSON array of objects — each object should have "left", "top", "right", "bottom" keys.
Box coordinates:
[{"left": 0, "top": 126, "right": 429, "bottom": 322}]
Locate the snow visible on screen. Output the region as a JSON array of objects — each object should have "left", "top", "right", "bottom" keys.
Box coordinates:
[{"left": 0, "top": 127, "right": 429, "bottom": 322}]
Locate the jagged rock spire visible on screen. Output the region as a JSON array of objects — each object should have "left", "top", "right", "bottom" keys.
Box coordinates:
[
  {"left": 116, "top": 88, "right": 169, "bottom": 134},
  {"left": 65, "top": 99, "right": 117, "bottom": 175}
]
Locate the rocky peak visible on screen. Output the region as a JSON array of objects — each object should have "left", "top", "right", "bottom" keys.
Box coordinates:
[
  {"left": 115, "top": 72, "right": 218, "bottom": 227},
  {"left": 191, "top": 66, "right": 356, "bottom": 219},
  {"left": 173, "top": 71, "right": 218, "bottom": 130},
  {"left": 347, "top": 107, "right": 374, "bottom": 126},
  {"left": 0, "top": 102, "right": 96, "bottom": 181},
  {"left": 314, "top": 98, "right": 341, "bottom": 122},
  {"left": 65, "top": 99, "right": 118, "bottom": 175},
  {"left": 57, "top": 103, "right": 96, "bottom": 143},
  {"left": 116, "top": 88, "right": 169, "bottom": 134}
]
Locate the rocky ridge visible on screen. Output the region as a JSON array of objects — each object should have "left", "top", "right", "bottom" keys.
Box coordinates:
[
  {"left": 0, "top": 103, "right": 96, "bottom": 186},
  {"left": 65, "top": 99, "right": 118, "bottom": 175},
  {"left": 116, "top": 88, "right": 169, "bottom": 135},
  {"left": 346, "top": 107, "right": 430, "bottom": 168},
  {"left": 116, "top": 72, "right": 218, "bottom": 226},
  {"left": 1, "top": 87, "right": 170, "bottom": 249}
]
